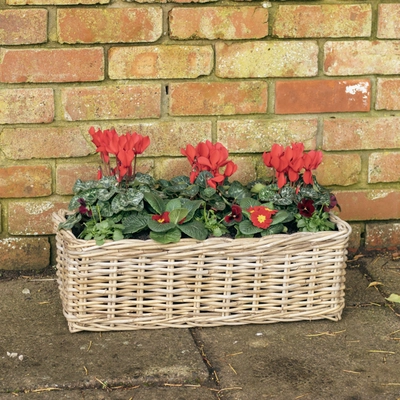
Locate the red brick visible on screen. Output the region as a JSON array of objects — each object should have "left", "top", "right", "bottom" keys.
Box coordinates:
[
  {"left": 315, "top": 153, "right": 361, "bottom": 187},
  {"left": 376, "top": 78, "right": 400, "bottom": 110},
  {"left": 91, "top": 121, "right": 212, "bottom": 156},
  {"left": 0, "top": 127, "right": 93, "bottom": 159},
  {"left": 169, "top": 6, "right": 268, "bottom": 40},
  {"left": 378, "top": 4, "right": 400, "bottom": 39},
  {"left": 8, "top": 201, "right": 69, "bottom": 235},
  {"left": 215, "top": 41, "right": 318, "bottom": 78},
  {"left": 324, "top": 41, "right": 400, "bottom": 75},
  {"left": 0, "top": 9, "right": 47, "bottom": 45},
  {"left": 323, "top": 118, "right": 400, "bottom": 150},
  {"left": 0, "top": 238, "right": 49, "bottom": 271},
  {"left": 170, "top": 82, "right": 267, "bottom": 116},
  {"left": 155, "top": 158, "right": 191, "bottom": 181},
  {"left": 109, "top": 46, "right": 213, "bottom": 79},
  {"left": 368, "top": 152, "right": 400, "bottom": 183},
  {"left": 335, "top": 190, "right": 400, "bottom": 221},
  {"left": 0, "top": 88, "right": 54, "bottom": 124},
  {"left": 8, "top": 0, "right": 108, "bottom": 4},
  {"left": 56, "top": 164, "right": 99, "bottom": 195},
  {"left": 217, "top": 119, "right": 317, "bottom": 153},
  {"left": 0, "top": 165, "right": 52, "bottom": 198},
  {"left": 365, "top": 222, "right": 400, "bottom": 250},
  {"left": 273, "top": 4, "right": 371, "bottom": 38},
  {"left": 61, "top": 85, "right": 161, "bottom": 121},
  {"left": 230, "top": 156, "right": 257, "bottom": 183},
  {"left": 275, "top": 79, "right": 371, "bottom": 114},
  {"left": 0, "top": 48, "right": 104, "bottom": 83},
  {"left": 57, "top": 8, "right": 162, "bottom": 44}
]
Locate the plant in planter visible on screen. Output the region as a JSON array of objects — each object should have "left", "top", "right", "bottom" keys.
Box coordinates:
[
  {"left": 59, "top": 127, "right": 339, "bottom": 245},
  {"left": 53, "top": 127, "right": 350, "bottom": 333}
]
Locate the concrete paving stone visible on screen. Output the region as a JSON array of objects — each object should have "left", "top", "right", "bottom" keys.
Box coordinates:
[
  {"left": 0, "top": 386, "right": 216, "bottom": 399},
  {"left": 0, "top": 280, "right": 209, "bottom": 393},
  {"left": 196, "top": 269, "right": 400, "bottom": 400}
]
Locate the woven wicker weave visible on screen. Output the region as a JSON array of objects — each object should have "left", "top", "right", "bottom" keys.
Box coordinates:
[{"left": 53, "top": 209, "right": 351, "bottom": 332}]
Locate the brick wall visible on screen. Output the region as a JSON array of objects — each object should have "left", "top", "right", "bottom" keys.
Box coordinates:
[{"left": 0, "top": 1, "right": 399, "bottom": 269}]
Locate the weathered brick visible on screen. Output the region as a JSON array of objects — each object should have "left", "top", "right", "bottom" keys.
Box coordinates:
[
  {"left": 0, "top": 237, "right": 50, "bottom": 270},
  {"left": 368, "top": 152, "right": 400, "bottom": 183},
  {"left": 230, "top": 156, "right": 257, "bottom": 183},
  {"left": 378, "top": 4, "right": 400, "bottom": 39},
  {"left": 273, "top": 4, "right": 371, "bottom": 38},
  {"left": 8, "top": 0, "right": 107, "bottom": 4},
  {"left": 217, "top": 119, "right": 317, "bottom": 153},
  {"left": 155, "top": 158, "right": 191, "bottom": 181},
  {"left": 8, "top": 201, "right": 69, "bottom": 235},
  {"left": 275, "top": 79, "right": 371, "bottom": 114},
  {"left": 0, "top": 88, "right": 54, "bottom": 124},
  {"left": 215, "top": 41, "right": 318, "bottom": 78},
  {"left": 109, "top": 46, "right": 213, "bottom": 79},
  {"left": 0, "top": 9, "right": 47, "bottom": 45},
  {"left": 0, "top": 48, "right": 104, "bottom": 83},
  {"left": 61, "top": 85, "right": 161, "bottom": 121},
  {"left": 335, "top": 190, "right": 400, "bottom": 221},
  {"left": 0, "top": 165, "right": 52, "bottom": 198},
  {"left": 348, "top": 223, "right": 363, "bottom": 253},
  {"left": 376, "top": 78, "right": 400, "bottom": 110},
  {"left": 324, "top": 41, "right": 400, "bottom": 75},
  {"left": 170, "top": 0, "right": 217, "bottom": 3},
  {"left": 365, "top": 222, "right": 400, "bottom": 250},
  {"left": 56, "top": 164, "right": 100, "bottom": 195},
  {"left": 169, "top": 6, "right": 268, "bottom": 40},
  {"left": 170, "top": 81, "right": 267, "bottom": 116},
  {"left": 57, "top": 8, "right": 162, "bottom": 44},
  {"left": 323, "top": 118, "right": 400, "bottom": 150},
  {"left": 314, "top": 153, "right": 361, "bottom": 187},
  {"left": 92, "top": 121, "right": 212, "bottom": 156},
  {"left": 0, "top": 127, "right": 93, "bottom": 160}
]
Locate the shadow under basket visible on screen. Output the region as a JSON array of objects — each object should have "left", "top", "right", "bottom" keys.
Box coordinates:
[{"left": 53, "top": 210, "right": 351, "bottom": 333}]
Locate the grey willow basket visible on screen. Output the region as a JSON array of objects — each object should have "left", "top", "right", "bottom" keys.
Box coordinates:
[{"left": 53, "top": 209, "right": 351, "bottom": 333}]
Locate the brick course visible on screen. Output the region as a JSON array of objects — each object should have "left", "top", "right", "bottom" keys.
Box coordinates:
[{"left": 377, "top": 4, "right": 400, "bottom": 39}]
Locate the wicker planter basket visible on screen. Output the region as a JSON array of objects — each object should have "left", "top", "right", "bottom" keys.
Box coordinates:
[{"left": 53, "top": 209, "right": 351, "bottom": 333}]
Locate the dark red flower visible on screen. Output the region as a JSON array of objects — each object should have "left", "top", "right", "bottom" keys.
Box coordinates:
[
  {"left": 297, "top": 199, "right": 315, "bottom": 218},
  {"left": 77, "top": 198, "right": 92, "bottom": 217},
  {"left": 323, "top": 194, "right": 338, "bottom": 212},
  {"left": 224, "top": 205, "right": 243, "bottom": 223}
]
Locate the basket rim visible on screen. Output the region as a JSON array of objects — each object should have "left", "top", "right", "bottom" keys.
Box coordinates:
[{"left": 53, "top": 208, "right": 352, "bottom": 250}]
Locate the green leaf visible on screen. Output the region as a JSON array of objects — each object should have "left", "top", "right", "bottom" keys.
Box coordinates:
[
  {"left": 258, "top": 188, "right": 277, "bottom": 202},
  {"left": 385, "top": 293, "right": 400, "bottom": 303},
  {"left": 271, "top": 210, "right": 291, "bottom": 225},
  {"left": 134, "top": 172, "right": 155, "bottom": 186},
  {"left": 169, "top": 208, "right": 189, "bottom": 224},
  {"left": 227, "top": 181, "right": 250, "bottom": 200},
  {"left": 166, "top": 198, "right": 183, "bottom": 211},
  {"left": 147, "top": 219, "right": 176, "bottom": 232},
  {"left": 181, "top": 184, "right": 199, "bottom": 197},
  {"left": 180, "top": 199, "right": 204, "bottom": 222},
  {"left": 58, "top": 213, "right": 82, "bottom": 230},
  {"left": 239, "top": 197, "right": 260, "bottom": 210},
  {"left": 150, "top": 228, "right": 181, "bottom": 244},
  {"left": 238, "top": 220, "right": 263, "bottom": 235},
  {"left": 113, "top": 229, "right": 124, "bottom": 241},
  {"left": 122, "top": 214, "right": 149, "bottom": 234},
  {"left": 202, "top": 187, "right": 217, "bottom": 198},
  {"left": 143, "top": 191, "right": 165, "bottom": 214},
  {"left": 178, "top": 220, "right": 208, "bottom": 241},
  {"left": 262, "top": 223, "right": 285, "bottom": 235}
]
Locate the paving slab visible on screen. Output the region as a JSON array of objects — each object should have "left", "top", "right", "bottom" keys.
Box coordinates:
[
  {"left": 0, "top": 279, "right": 209, "bottom": 393},
  {"left": 196, "top": 268, "right": 400, "bottom": 400}
]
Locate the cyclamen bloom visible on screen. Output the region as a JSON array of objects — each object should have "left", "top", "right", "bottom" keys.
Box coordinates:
[
  {"left": 262, "top": 143, "right": 323, "bottom": 188},
  {"left": 247, "top": 206, "right": 277, "bottom": 229},
  {"left": 181, "top": 141, "right": 237, "bottom": 189}
]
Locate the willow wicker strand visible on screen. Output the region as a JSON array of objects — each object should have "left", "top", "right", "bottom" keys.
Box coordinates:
[{"left": 53, "top": 210, "right": 351, "bottom": 332}]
